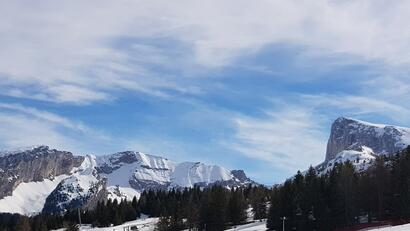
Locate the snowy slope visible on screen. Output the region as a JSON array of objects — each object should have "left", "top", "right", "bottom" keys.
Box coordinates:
[
  {"left": 0, "top": 174, "right": 68, "bottom": 215},
  {"left": 99, "top": 160, "right": 142, "bottom": 201},
  {"left": 170, "top": 162, "right": 232, "bottom": 188},
  {"left": 317, "top": 146, "right": 376, "bottom": 174}
]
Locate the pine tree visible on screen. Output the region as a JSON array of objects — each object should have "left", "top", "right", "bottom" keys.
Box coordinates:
[
  {"left": 31, "top": 215, "right": 48, "bottom": 231},
  {"left": 15, "top": 216, "right": 31, "bottom": 231}
]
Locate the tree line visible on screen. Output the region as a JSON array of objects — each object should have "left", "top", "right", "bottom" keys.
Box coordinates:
[
  {"left": 267, "top": 146, "right": 410, "bottom": 230},
  {"left": 0, "top": 185, "right": 269, "bottom": 231}
]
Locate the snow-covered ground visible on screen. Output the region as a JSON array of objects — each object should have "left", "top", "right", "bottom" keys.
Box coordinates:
[
  {"left": 52, "top": 217, "right": 159, "bottom": 231},
  {"left": 56, "top": 219, "right": 410, "bottom": 231},
  {"left": 362, "top": 223, "right": 410, "bottom": 231},
  {"left": 83, "top": 217, "right": 159, "bottom": 231},
  {"left": 53, "top": 218, "right": 267, "bottom": 231},
  {"left": 84, "top": 220, "right": 410, "bottom": 231},
  {"left": 226, "top": 220, "right": 267, "bottom": 231}
]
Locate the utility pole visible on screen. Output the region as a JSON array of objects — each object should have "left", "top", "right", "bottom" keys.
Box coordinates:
[
  {"left": 78, "top": 207, "right": 82, "bottom": 229},
  {"left": 280, "top": 216, "right": 287, "bottom": 231}
]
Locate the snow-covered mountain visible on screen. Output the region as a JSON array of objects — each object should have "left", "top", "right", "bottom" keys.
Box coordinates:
[
  {"left": 95, "top": 151, "right": 254, "bottom": 202},
  {"left": 0, "top": 146, "right": 254, "bottom": 215},
  {"left": 317, "top": 117, "right": 410, "bottom": 173}
]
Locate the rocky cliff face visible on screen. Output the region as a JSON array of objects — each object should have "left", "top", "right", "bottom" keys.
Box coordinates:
[
  {"left": 325, "top": 117, "right": 410, "bottom": 161},
  {"left": 0, "top": 146, "right": 83, "bottom": 199}
]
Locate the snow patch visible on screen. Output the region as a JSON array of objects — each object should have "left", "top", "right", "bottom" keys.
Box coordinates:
[
  {"left": 320, "top": 146, "right": 376, "bottom": 174},
  {"left": 106, "top": 186, "right": 140, "bottom": 201}
]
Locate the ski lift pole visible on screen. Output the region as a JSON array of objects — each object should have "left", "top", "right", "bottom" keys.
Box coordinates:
[{"left": 280, "top": 216, "right": 287, "bottom": 231}]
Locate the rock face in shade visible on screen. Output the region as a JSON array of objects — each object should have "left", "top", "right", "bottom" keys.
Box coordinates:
[
  {"left": 0, "top": 146, "right": 255, "bottom": 215},
  {"left": 325, "top": 117, "right": 410, "bottom": 161}
]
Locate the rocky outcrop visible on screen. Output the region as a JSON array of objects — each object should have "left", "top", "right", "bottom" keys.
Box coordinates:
[
  {"left": 231, "top": 170, "right": 250, "bottom": 182},
  {"left": 0, "top": 145, "right": 83, "bottom": 199},
  {"left": 325, "top": 117, "right": 410, "bottom": 161},
  {"left": 42, "top": 177, "right": 106, "bottom": 213},
  {"left": 96, "top": 151, "right": 140, "bottom": 174}
]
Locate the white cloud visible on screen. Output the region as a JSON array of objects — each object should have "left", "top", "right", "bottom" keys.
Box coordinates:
[
  {"left": 303, "top": 94, "right": 410, "bottom": 124},
  {"left": 0, "top": 103, "right": 88, "bottom": 132},
  {"left": 0, "top": 103, "right": 110, "bottom": 153},
  {"left": 0, "top": 113, "right": 76, "bottom": 151},
  {"left": 2, "top": 0, "right": 410, "bottom": 104},
  {"left": 231, "top": 106, "right": 327, "bottom": 173}
]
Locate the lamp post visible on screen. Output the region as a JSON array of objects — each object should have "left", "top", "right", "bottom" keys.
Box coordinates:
[{"left": 280, "top": 216, "right": 287, "bottom": 231}]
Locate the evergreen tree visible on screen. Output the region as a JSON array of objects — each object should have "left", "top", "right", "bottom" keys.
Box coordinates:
[
  {"left": 15, "top": 216, "right": 31, "bottom": 231},
  {"left": 227, "top": 188, "right": 247, "bottom": 225},
  {"left": 31, "top": 215, "right": 48, "bottom": 231}
]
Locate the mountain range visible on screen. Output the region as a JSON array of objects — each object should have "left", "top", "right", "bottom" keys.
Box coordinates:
[
  {"left": 0, "top": 147, "right": 254, "bottom": 215},
  {"left": 1, "top": 116, "right": 410, "bottom": 216}
]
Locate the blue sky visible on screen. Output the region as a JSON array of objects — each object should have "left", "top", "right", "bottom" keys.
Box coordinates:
[{"left": 1, "top": 1, "right": 410, "bottom": 184}]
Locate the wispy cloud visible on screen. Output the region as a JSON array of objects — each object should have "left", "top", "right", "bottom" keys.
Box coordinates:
[
  {"left": 303, "top": 94, "right": 410, "bottom": 124},
  {"left": 0, "top": 103, "right": 88, "bottom": 132},
  {"left": 0, "top": 103, "right": 110, "bottom": 153},
  {"left": 0, "top": 112, "right": 81, "bottom": 152},
  {"left": 231, "top": 106, "right": 327, "bottom": 174}
]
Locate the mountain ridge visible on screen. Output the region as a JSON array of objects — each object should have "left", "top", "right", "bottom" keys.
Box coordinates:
[{"left": 0, "top": 146, "right": 255, "bottom": 215}]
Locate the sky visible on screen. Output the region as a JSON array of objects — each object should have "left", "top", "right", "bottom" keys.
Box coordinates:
[{"left": 1, "top": 0, "right": 410, "bottom": 184}]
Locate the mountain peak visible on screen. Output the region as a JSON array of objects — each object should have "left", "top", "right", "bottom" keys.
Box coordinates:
[
  {"left": 0, "top": 145, "right": 50, "bottom": 156},
  {"left": 325, "top": 117, "right": 410, "bottom": 161}
]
